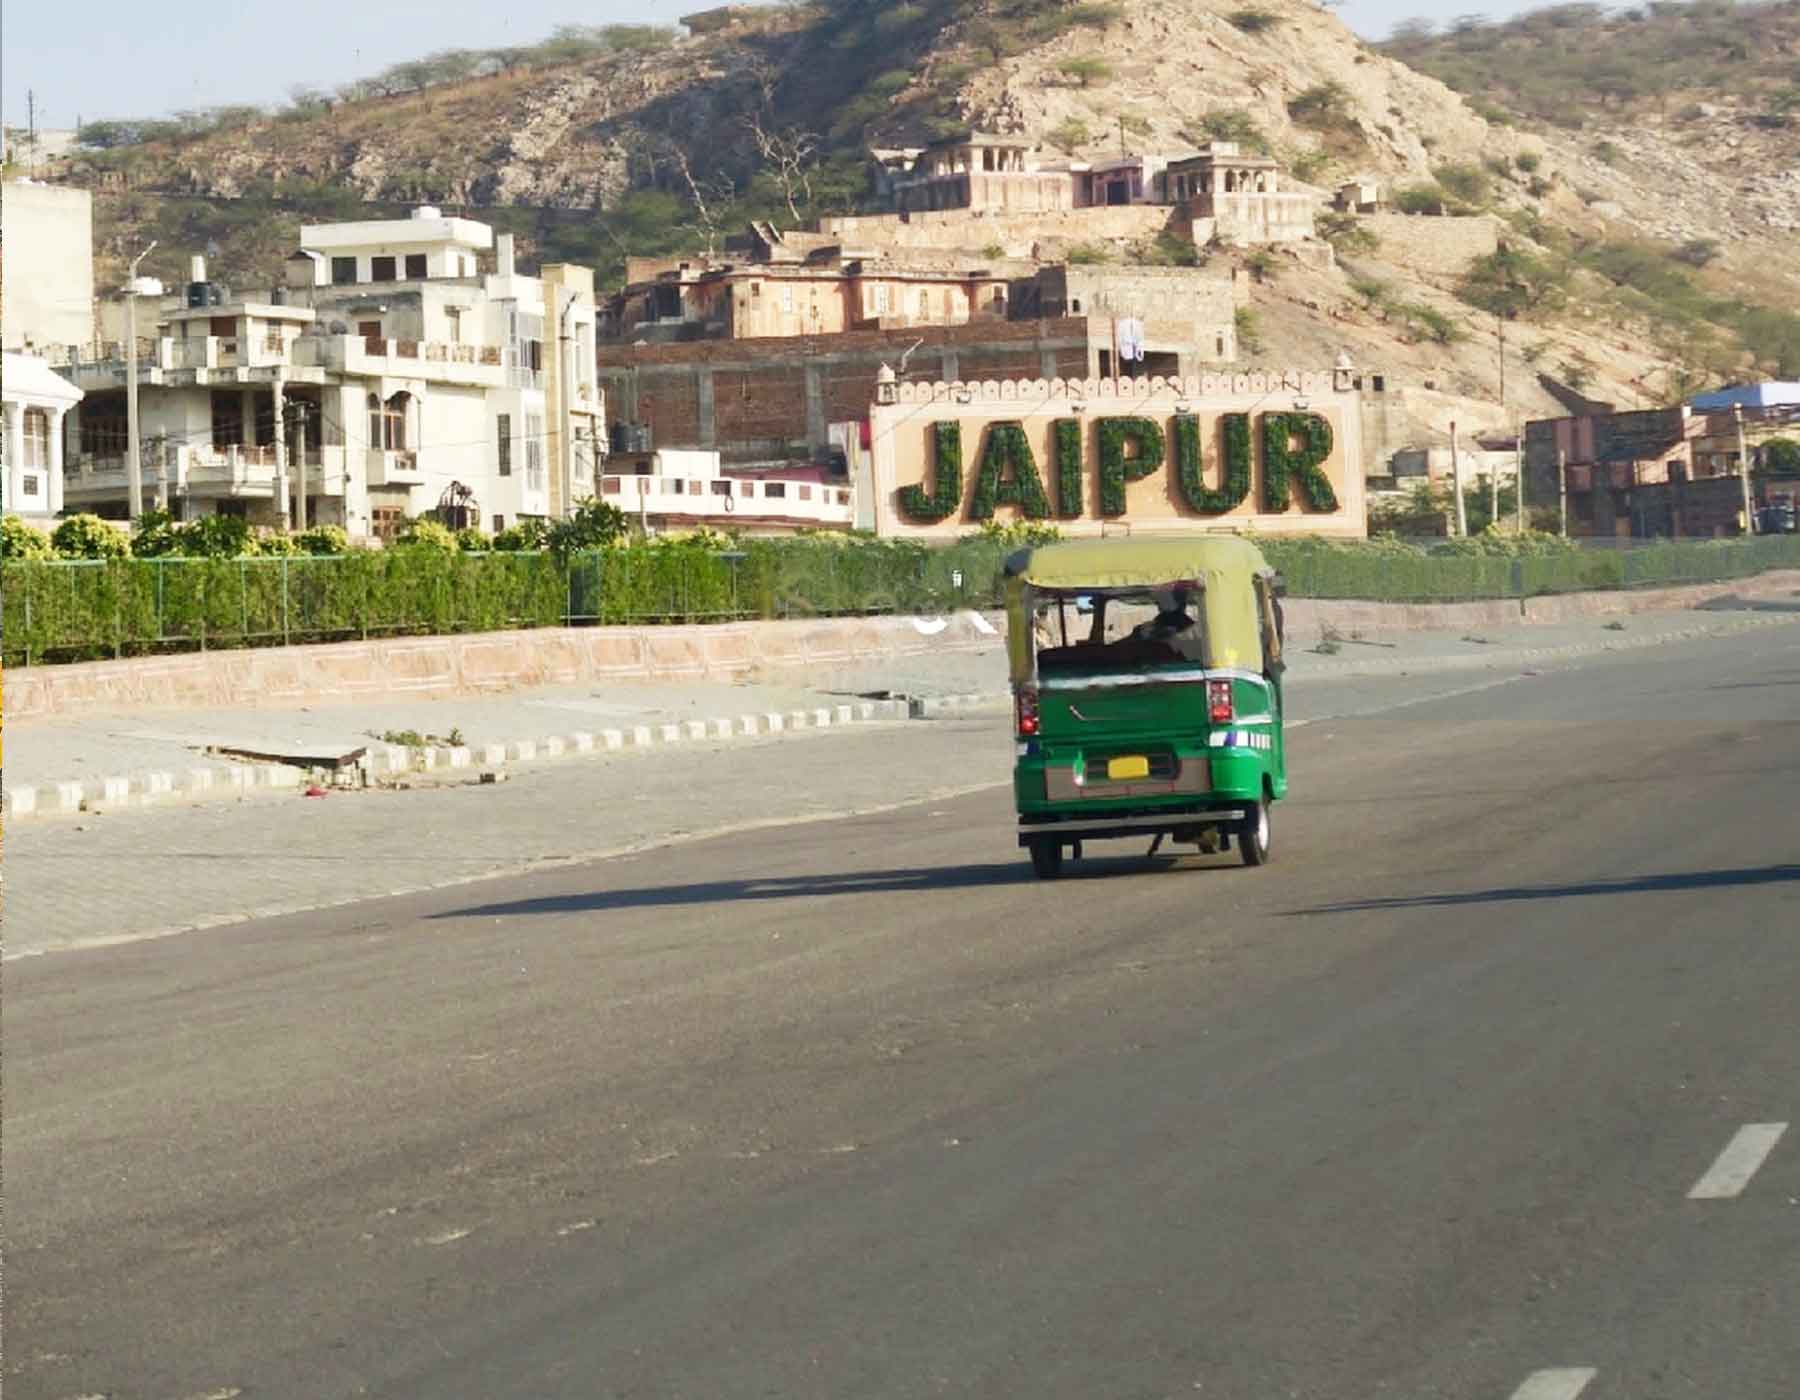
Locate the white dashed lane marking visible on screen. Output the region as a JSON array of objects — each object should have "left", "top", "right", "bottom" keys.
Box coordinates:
[
  {"left": 1687, "top": 1122, "right": 1789, "bottom": 1200},
  {"left": 1508, "top": 1367, "right": 1597, "bottom": 1400}
]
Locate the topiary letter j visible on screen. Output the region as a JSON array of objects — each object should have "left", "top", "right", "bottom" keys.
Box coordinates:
[{"left": 898, "top": 421, "right": 964, "bottom": 522}]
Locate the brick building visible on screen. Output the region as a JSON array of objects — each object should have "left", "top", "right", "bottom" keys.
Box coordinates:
[
  {"left": 599, "top": 319, "right": 1096, "bottom": 467},
  {"left": 1524, "top": 402, "right": 1800, "bottom": 537}
]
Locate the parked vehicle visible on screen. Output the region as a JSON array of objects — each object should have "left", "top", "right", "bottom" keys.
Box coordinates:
[
  {"left": 1004, "top": 536, "right": 1287, "bottom": 880},
  {"left": 1755, "top": 503, "right": 1797, "bottom": 534}
]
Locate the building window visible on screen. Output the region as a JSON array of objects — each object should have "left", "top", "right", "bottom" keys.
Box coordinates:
[
  {"left": 525, "top": 413, "right": 545, "bottom": 490},
  {"left": 446, "top": 307, "right": 462, "bottom": 344},
  {"left": 331, "top": 257, "right": 357, "bottom": 286},
  {"left": 497, "top": 413, "right": 512, "bottom": 475},
  {"left": 22, "top": 408, "right": 51, "bottom": 468},
  {"left": 210, "top": 315, "right": 236, "bottom": 339},
  {"left": 80, "top": 405, "right": 127, "bottom": 459},
  {"left": 380, "top": 394, "right": 410, "bottom": 451},
  {"left": 368, "top": 393, "right": 383, "bottom": 448},
  {"left": 22, "top": 472, "right": 40, "bottom": 496},
  {"left": 372, "top": 507, "right": 405, "bottom": 542},
  {"left": 212, "top": 390, "right": 245, "bottom": 448},
  {"left": 493, "top": 514, "right": 505, "bottom": 534},
  {"left": 406, "top": 253, "right": 429, "bottom": 279},
  {"left": 371, "top": 256, "right": 397, "bottom": 282},
  {"left": 781, "top": 286, "right": 794, "bottom": 314},
  {"left": 764, "top": 482, "right": 786, "bottom": 499}
]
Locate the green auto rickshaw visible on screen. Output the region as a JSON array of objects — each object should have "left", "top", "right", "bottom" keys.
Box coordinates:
[{"left": 1004, "top": 536, "right": 1288, "bottom": 879}]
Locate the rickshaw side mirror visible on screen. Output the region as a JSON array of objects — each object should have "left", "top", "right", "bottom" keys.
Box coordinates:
[{"left": 1270, "top": 572, "right": 1288, "bottom": 599}]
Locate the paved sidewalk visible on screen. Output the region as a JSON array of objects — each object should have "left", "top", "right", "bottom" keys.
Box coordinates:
[{"left": 5, "top": 596, "right": 1795, "bottom": 821}]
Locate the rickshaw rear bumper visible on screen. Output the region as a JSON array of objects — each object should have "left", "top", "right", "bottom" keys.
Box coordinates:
[{"left": 1016, "top": 805, "right": 1251, "bottom": 846}]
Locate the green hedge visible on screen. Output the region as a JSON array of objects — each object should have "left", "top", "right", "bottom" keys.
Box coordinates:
[
  {"left": 6, "top": 534, "right": 1799, "bottom": 666},
  {"left": 1256, "top": 534, "right": 1800, "bottom": 603},
  {"left": 1, "top": 539, "right": 1018, "bottom": 666}
]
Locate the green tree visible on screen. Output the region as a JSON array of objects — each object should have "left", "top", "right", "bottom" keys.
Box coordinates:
[
  {"left": 1760, "top": 437, "right": 1800, "bottom": 475},
  {"left": 548, "top": 498, "right": 630, "bottom": 556},
  {"left": 0, "top": 515, "right": 54, "bottom": 559},
  {"left": 130, "top": 508, "right": 184, "bottom": 558},
  {"left": 51, "top": 514, "right": 130, "bottom": 559},
  {"left": 177, "top": 513, "right": 254, "bottom": 557},
  {"left": 394, "top": 518, "right": 460, "bottom": 552},
  {"left": 297, "top": 524, "right": 351, "bottom": 555}
]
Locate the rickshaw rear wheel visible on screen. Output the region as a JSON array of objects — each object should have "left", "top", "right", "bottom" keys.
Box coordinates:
[
  {"left": 1029, "top": 839, "right": 1064, "bottom": 880},
  {"left": 1239, "top": 797, "right": 1272, "bottom": 867}
]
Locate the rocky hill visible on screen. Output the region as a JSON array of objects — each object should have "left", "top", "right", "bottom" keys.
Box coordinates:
[{"left": 44, "top": 0, "right": 1800, "bottom": 424}]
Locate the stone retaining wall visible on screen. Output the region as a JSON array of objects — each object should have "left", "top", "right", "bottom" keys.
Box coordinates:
[{"left": 1, "top": 613, "right": 1005, "bottom": 722}]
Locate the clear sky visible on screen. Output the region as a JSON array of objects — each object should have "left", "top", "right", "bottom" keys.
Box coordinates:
[{"left": 3, "top": 1, "right": 1543, "bottom": 132}]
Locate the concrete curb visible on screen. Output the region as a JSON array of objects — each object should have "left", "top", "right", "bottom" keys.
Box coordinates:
[{"left": 1, "top": 697, "right": 918, "bottom": 823}]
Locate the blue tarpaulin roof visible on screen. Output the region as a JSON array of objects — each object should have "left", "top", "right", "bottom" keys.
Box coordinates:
[{"left": 1690, "top": 382, "right": 1800, "bottom": 411}]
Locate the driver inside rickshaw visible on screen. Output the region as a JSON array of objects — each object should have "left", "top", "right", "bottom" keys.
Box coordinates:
[{"left": 1129, "top": 586, "right": 1198, "bottom": 647}]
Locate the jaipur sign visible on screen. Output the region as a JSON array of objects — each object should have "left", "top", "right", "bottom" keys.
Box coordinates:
[{"left": 867, "top": 374, "right": 1366, "bottom": 539}]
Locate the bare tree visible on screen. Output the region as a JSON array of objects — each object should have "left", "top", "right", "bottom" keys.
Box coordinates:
[
  {"left": 741, "top": 51, "right": 784, "bottom": 114},
  {"left": 665, "top": 144, "right": 735, "bottom": 257},
  {"left": 744, "top": 116, "right": 820, "bottom": 224}
]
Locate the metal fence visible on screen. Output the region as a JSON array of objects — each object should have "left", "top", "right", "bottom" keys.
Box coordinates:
[{"left": 5, "top": 534, "right": 1798, "bottom": 667}]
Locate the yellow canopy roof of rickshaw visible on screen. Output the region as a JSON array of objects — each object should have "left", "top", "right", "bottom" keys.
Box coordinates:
[
  {"left": 1003, "top": 535, "right": 1275, "bottom": 679},
  {"left": 1004, "top": 535, "right": 1272, "bottom": 591}
]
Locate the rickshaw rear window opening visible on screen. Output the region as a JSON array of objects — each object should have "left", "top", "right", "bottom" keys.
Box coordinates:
[{"left": 1028, "top": 583, "right": 1211, "bottom": 676}]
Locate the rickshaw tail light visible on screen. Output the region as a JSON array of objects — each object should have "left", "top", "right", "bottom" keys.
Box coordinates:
[
  {"left": 1208, "top": 679, "right": 1234, "bottom": 724},
  {"left": 1016, "top": 688, "right": 1040, "bottom": 736}
]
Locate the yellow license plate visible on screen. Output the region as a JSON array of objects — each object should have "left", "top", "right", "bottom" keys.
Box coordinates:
[{"left": 1107, "top": 755, "right": 1151, "bottom": 781}]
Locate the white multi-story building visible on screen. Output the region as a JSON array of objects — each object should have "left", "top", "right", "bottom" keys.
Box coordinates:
[
  {"left": 1, "top": 180, "right": 95, "bottom": 354},
  {"left": 52, "top": 208, "right": 604, "bottom": 540},
  {"left": 2, "top": 350, "right": 84, "bottom": 522}
]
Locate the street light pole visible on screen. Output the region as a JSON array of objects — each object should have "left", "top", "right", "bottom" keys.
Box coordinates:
[
  {"left": 1734, "top": 403, "right": 1756, "bottom": 535},
  {"left": 1450, "top": 419, "right": 1468, "bottom": 537},
  {"left": 124, "top": 240, "right": 158, "bottom": 521}
]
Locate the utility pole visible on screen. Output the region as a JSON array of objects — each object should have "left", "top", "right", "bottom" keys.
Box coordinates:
[
  {"left": 293, "top": 402, "right": 310, "bottom": 531},
  {"left": 1734, "top": 403, "right": 1756, "bottom": 535},
  {"left": 1515, "top": 426, "right": 1525, "bottom": 533},
  {"left": 1558, "top": 446, "right": 1568, "bottom": 538},
  {"left": 1489, "top": 441, "right": 1498, "bottom": 530},
  {"left": 1450, "top": 419, "right": 1468, "bottom": 537},
  {"left": 124, "top": 240, "right": 159, "bottom": 521},
  {"left": 557, "top": 288, "right": 579, "bottom": 517}
]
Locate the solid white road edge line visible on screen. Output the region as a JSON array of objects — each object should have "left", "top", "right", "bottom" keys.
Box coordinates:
[
  {"left": 1688, "top": 1122, "right": 1789, "bottom": 1200},
  {"left": 1508, "top": 1368, "right": 1598, "bottom": 1400}
]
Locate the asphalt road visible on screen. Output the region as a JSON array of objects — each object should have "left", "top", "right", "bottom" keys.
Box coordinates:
[{"left": 6, "top": 624, "right": 1798, "bottom": 1400}]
